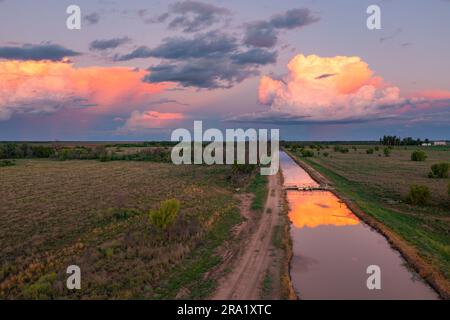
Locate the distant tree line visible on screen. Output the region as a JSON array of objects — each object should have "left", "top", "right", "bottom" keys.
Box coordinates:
[
  {"left": 379, "top": 135, "right": 429, "bottom": 146},
  {"left": 0, "top": 143, "right": 171, "bottom": 163}
]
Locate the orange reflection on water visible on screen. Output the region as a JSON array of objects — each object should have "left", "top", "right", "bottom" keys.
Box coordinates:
[{"left": 288, "top": 191, "right": 360, "bottom": 229}]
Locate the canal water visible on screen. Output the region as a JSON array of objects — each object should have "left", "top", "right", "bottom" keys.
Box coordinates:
[{"left": 280, "top": 151, "right": 438, "bottom": 300}]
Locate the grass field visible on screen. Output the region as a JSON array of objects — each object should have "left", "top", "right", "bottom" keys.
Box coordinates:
[
  {"left": 0, "top": 158, "right": 247, "bottom": 299},
  {"left": 286, "top": 144, "right": 450, "bottom": 284}
]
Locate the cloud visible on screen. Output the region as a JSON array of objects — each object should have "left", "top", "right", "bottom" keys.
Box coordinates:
[
  {"left": 230, "top": 48, "right": 277, "bottom": 65},
  {"left": 143, "top": 58, "right": 259, "bottom": 89},
  {"left": 244, "top": 8, "right": 319, "bottom": 48},
  {"left": 257, "top": 54, "right": 406, "bottom": 122},
  {"left": 115, "top": 31, "right": 276, "bottom": 89},
  {"left": 168, "top": 0, "right": 230, "bottom": 32},
  {"left": 114, "top": 31, "right": 237, "bottom": 61},
  {"left": 243, "top": 21, "right": 278, "bottom": 48},
  {"left": 84, "top": 12, "right": 100, "bottom": 25},
  {"left": 89, "top": 37, "right": 131, "bottom": 51},
  {"left": 118, "top": 110, "right": 185, "bottom": 133},
  {"left": 0, "top": 43, "right": 80, "bottom": 61},
  {"left": 0, "top": 60, "right": 167, "bottom": 120},
  {"left": 142, "top": 1, "right": 230, "bottom": 32}
]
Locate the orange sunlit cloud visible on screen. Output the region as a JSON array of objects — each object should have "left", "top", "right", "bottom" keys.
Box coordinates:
[
  {"left": 117, "top": 110, "right": 185, "bottom": 133},
  {"left": 0, "top": 60, "right": 168, "bottom": 120},
  {"left": 288, "top": 192, "right": 359, "bottom": 229},
  {"left": 259, "top": 54, "right": 404, "bottom": 121}
]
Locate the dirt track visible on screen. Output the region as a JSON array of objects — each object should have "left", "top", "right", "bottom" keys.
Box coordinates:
[{"left": 211, "top": 174, "right": 283, "bottom": 300}]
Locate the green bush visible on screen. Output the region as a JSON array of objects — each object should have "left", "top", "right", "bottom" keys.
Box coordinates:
[
  {"left": 448, "top": 182, "right": 450, "bottom": 196},
  {"left": 0, "top": 160, "right": 15, "bottom": 167},
  {"left": 374, "top": 146, "right": 379, "bottom": 151},
  {"left": 428, "top": 163, "right": 449, "bottom": 179},
  {"left": 411, "top": 150, "right": 427, "bottom": 162},
  {"left": 23, "top": 273, "right": 57, "bottom": 299},
  {"left": 322, "top": 152, "right": 329, "bottom": 157},
  {"left": 405, "top": 185, "right": 431, "bottom": 206},
  {"left": 301, "top": 149, "right": 314, "bottom": 157},
  {"left": 366, "top": 148, "right": 374, "bottom": 154},
  {"left": 383, "top": 147, "right": 391, "bottom": 157},
  {"left": 148, "top": 199, "right": 181, "bottom": 231},
  {"left": 333, "top": 145, "right": 349, "bottom": 153}
]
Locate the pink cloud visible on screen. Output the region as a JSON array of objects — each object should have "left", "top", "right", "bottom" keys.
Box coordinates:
[{"left": 0, "top": 60, "right": 168, "bottom": 120}]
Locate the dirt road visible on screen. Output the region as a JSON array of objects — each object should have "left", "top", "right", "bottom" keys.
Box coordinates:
[{"left": 211, "top": 173, "right": 285, "bottom": 300}]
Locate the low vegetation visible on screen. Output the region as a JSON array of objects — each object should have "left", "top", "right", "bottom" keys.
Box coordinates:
[
  {"left": 0, "top": 160, "right": 15, "bottom": 167},
  {"left": 429, "top": 162, "right": 450, "bottom": 179},
  {"left": 411, "top": 150, "right": 428, "bottom": 162},
  {"left": 405, "top": 185, "right": 431, "bottom": 206},
  {"left": 148, "top": 199, "right": 181, "bottom": 231},
  {"left": 0, "top": 156, "right": 250, "bottom": 299}
]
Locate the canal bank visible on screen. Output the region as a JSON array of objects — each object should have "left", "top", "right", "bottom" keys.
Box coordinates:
[{"left": 281, "top": 150, "right": 440, "bottom": 300}]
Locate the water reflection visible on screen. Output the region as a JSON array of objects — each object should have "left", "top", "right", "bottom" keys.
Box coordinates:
[
  {"left": 280, "top": 151, "right": 438, "bottom": 300},
  {"left": 288, "top": 192, "right": 359, "bottom": 228}
]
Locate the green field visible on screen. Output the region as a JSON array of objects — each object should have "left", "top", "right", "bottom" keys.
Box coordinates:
[
  {"left": 0, "top": 156, "right": 258, "bottom": 299},
  {"left": 285, "top": 143, "right": 450, "bottom": 287}
]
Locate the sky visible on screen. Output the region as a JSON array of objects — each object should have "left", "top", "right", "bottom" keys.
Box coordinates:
[{"left": 0, "top": 0, "right": 449, "bottom": 141}]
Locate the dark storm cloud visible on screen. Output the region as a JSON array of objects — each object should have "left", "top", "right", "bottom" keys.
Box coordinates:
[
  {"left": 140, "top": 1, "right": 230, "bottom": 32},
  {"left": 168, "top": 0, "right": 230, "bottom": 32},
  {"left": 116, "top": 8, "right": 319, "bottom": 89},
  {"left": 114, "top": 31, "right": 238, "bottom": 61},
  {"left": 143, "top": 59, "right": 259, "bottom": 89},
  {"left": 244, "top": 8, "right": 319, "bottom": 48},
  {"left": 243, "top": 21, "right": 279, "bottom": 48},
  {"left": 270, "top": 8, "right": 319, "bottom": 29},
  {"left": 230, "top": 48, "right": 277, "bottom": 65},
  {"left": 84, "top": 12, "right": 100, "bottom": 25},
  {"left": 0, "top": 43, "right": 81, "bottom": 61},
  {"left": 89, "top": 37, "right": 131, "bottom": 51}
]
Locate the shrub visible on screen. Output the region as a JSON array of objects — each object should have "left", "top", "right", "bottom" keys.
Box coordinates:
[
  {"left": 374, "top": 146, "right": 380, "bottom": 151},
  {"left": 232, "top": 163, "right": 256, "bottom": 174},
  {"left": 448, "top": 182, "right": 450, "bottom": 196},
  {"left": 23, "top": 273, "right": 57, "bottom": 299},
  {"left": 0, "top": 160, "right": 15, "bottom": 167},
  {"left": 301, "top": 149, "right": 314, "bottom": 157},
  {"left": 428, "top": 162, "right": 450, "bottom": 179},
  {"left": 322, "top": 152, "right": 329, "bottom": 157},
  {"left": 383, "top": 147, "right": 391, "bottom": 157},
  {"left": 148, "top": 199, "right": 181, "bottom": 231},
  {"left": 405, "top": 185, "right": 431, "bottom": 206},
  {"left": 366, "top": 148, "right": 374, "bottom": 154},
  {"left": 411, "top": 150, "right": 427, "bottom": 162}
]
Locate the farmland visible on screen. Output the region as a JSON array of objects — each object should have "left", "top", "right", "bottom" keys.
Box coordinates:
[
  {"left": 284, "top": 143, "right": 450, "bottom": 295},
  {"left": 0, "top": 156, "right": 249, "bottom": 299}
]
